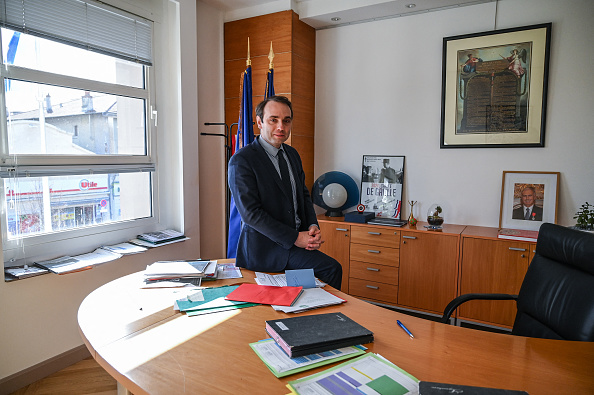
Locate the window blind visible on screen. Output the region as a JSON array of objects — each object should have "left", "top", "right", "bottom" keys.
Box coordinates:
[{"left": 0, "top": 0, "right": 152, "bottom": 65}]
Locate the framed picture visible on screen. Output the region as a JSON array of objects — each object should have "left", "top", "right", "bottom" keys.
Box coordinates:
[
  {"left": 499, "top": 171, "right": 559, "bottom": 231},
  {"left": 360, "top": 155, "right": 405, "bottom": 218},
  {"left": 440, "top": 23, "right": 552, "bottom": 148}
]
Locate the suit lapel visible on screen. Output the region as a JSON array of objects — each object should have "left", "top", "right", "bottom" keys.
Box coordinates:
[{"left": 252, "top": 138, "right": 291, "bottom": 200}]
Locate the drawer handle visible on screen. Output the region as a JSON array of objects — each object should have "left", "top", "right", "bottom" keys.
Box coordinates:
[
  {"left": 366, "top": 267, "right": 380, "bottom": 271},
  {"left": 368, "top": 231, "right": 381, "bottom": 235},
  {"left": 336, "top": 228, "right": 348, "bottom": 232},
  {"left": 509, "top": 247, "right": 527, "bottom": 252},
  {"left": 402, "top": 235, "right": 416, "bottom": 240},
  {"left": 366, "top": 285, "right": 379, "bottom": 289},
  {"left": 367, "top": 250, "right": 380, "bottom": 254}
]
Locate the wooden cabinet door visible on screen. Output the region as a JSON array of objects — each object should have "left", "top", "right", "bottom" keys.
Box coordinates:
[
  {"left": 459, "top": 237, "right": 530, "bottom": 327},
  {"left": 318, "top": 221, "right": 350, "bottom": 292},
  {"left": 398, "top": 231, "right": 459, "bottom": 314}
]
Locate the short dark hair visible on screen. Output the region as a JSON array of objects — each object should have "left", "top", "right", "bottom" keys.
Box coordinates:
[{"left": 255, "top": 95, "right": 293, "bottom": 120}]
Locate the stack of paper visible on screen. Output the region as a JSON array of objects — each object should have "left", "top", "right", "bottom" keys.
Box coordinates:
[
  {"left": 255, "top": 272, "right": 326, "bottom": 287},
  {"left": 250, "top": 338, "right": 366, "bottom": 378},
  {"left": 143, "top": 260, "right": 217, "bottom": 287},
  {"left": 132, "top": 229, "right": 189, "bottom": 247},
  {"left": 175, "top": 285, "right": 259, "bottom": 316},
  {"left": 35, "top": 248, "right": 122, "bottom": 274},
  {"left": 271, "top": 287, "right": 346, "bottom": 313}
]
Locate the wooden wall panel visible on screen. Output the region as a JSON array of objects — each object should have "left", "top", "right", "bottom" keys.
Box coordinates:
[
  {"left": 292, "top": 54, "right": 315, "bottom": 101},
  {"left": 291, "top": 94, "right": 314, "bottom": 138},
  {"left": 292, "top": 12, "right": 316, "bottom": 61},
  {"left": 224, "top": 11, "right": 292, "bottom": 60},
  {"left": 290, "top": 135, "right": 315, "bottom": 189}
]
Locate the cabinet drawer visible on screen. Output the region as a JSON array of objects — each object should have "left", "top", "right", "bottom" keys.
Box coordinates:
[
  {"left": 350, "top": 261, "right": 399, "bottom": 284},
  {"left": 349, "top": 278, "right": 398, "bottom": 304},
  {"left": 350, "top": 243, "right": 399, "bottom": 266},
  {"left": 351, "top": 226, "right": 400, "bottom": 248}
]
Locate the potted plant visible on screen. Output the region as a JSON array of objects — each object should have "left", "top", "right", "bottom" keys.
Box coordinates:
[{"left": 573, "top": 202, "right": 594, "bottom": 230}]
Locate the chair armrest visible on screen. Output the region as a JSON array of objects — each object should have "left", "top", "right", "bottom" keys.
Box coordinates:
[{"left": 441, "top": 293, "right": 518, "bottom": 324}]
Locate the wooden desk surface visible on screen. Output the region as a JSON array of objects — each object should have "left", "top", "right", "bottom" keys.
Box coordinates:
[{"left": 78, "top": 260, "right": 594, "bottom": 394}]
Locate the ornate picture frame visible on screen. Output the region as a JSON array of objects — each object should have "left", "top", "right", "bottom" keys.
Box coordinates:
[
  {"left": 360, "top": 155, "right": 405, "bottom": 219},
  {"left": 499, "top": 171, "right": 559, "bottom": 231},
  {"left": 440, "top": 23, "right": 552, "bottom": 148}
]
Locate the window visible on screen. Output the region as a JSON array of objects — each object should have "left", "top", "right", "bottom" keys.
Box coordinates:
[{"left": 0, "top": 0, "right": 157, "bottom": 265}]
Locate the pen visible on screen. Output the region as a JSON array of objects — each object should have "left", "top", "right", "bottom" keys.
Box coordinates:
[{"left": 397, "top": 320, "right": 414, "bottom": 339}]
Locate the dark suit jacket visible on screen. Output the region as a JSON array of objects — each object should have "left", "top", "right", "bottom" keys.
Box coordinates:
[
  {"left": 512, "top": 205, "right": 543, "bottom": 221},
  {"left": 228, "top": 137, "right": 318, "bottom": 271}
]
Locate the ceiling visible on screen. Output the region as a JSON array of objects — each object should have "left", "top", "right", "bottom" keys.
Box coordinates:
[{"left": 199, "top": 0, "right": 496, "bottom": 29}]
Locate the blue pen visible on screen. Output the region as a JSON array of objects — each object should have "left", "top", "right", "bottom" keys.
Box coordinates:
[{"left": 397, "top": 320, "right": 414, "bottom": 339}]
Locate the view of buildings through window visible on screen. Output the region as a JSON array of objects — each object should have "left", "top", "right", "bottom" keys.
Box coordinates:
[{"left": 2, "top": 27, "right": 152, "bottom": 240}]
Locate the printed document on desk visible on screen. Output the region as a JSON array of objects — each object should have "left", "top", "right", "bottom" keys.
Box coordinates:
[
  {"left": 272, "top": 287, "right": 346, "bottom": 313},
  {"left": 287, "top": 353, "right": 419, "bottom": 395},
  {"left": 255, "top": 272, "right": 326, "bottom": 287},
  {"left": 250, "top": 338, "right": 365, "bottom": 378}
]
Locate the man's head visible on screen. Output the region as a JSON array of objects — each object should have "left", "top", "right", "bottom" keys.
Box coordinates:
[
  {"left": 520, "top": 187, "right": 536, "bottom": 208},
  {"left": 383, "top": 159, "right": 390, "bottom": 168},
  {"left": 256, "top": 96, "right": 293, "bottom": 148}
]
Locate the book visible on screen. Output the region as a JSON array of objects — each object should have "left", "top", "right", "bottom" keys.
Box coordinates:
[
  {"left": 367, "top": 217, "right": 407, "bottom": 227},
  {"left": 265, "top": 312, "right": 374, "bottom": 358},
  {"left": 136, "top": 229, "right": 186, "bottom": 245},
  {"left": 287, "top": 353, "right": 418, "bottom": 393},
  {"left": 144, "top": 260, "right": 213, "bottom": 279},
  {"left": 497, "top": 228, "right": 539, "bottom": 242},
  {"left": 225, "top": 283, "right": 303, "bottom": 306},
  {"left": 419, "top": 381, "right": 528, "bottom": 394}
]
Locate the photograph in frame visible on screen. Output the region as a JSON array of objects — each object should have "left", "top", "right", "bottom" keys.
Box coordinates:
[
  {"left": 360, "top": 155, "right": 405, "bottom": 219},
  {"left": 499, "top": 171, "right": 559, "bottom": 231},
  {"left": 440, "top": 23, "right": 551, "bottom": 148}
]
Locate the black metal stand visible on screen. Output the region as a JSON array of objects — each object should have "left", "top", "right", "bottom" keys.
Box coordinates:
[{"left": 201, "top": 122, "right": 236, "bottom": 257}]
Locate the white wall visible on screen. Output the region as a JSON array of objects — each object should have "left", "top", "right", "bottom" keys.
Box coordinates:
[
  {"left": 0, "top": 0, "right": 204, "bottom": 383},
  {"left": 315, "top": 0, "right": 594, "bottom": 227}
]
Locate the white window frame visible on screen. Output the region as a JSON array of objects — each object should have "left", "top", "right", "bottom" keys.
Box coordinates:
[{"left": 0, "top": 0, "right": 166, "bottom": 267}]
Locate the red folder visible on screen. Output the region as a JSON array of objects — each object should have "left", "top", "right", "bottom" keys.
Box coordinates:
[{"left": 225, "top": 283, "right": 303, "bottom": 306}]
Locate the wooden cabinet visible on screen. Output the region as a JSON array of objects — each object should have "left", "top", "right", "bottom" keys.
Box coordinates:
[
  {"left": 458, "top": 226, "right": 533, "bottom": 327},
  {"left": 318, "top": 220, "right": 350, "bottom": 292},
  {"left": 398, "top": 227, "right": 462, "bottom": 314},
  {"left": 318, "top": 216, "right": 534, "bottom": 329},
  {"left": 348, "top": 225, "right": 400, "bottom": 305}
]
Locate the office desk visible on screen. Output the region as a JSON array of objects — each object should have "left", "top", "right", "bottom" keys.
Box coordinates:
[{"left": 78, "top": 260, "right": 594, "bottom": 394}]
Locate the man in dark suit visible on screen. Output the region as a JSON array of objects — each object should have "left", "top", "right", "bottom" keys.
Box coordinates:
[
  {"left": 228, "top": 96, "right": 342, "bottom": 289},
  {"left": 512, "top": 186, "right": 543, "bottom": 221}
]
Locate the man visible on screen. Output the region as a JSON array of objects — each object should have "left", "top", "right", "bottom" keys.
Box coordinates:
[
  {"left": 512, "top": 186, "right": 543, "bottom": 221},
  {"left": 228, "top": 96, "right": 342, "bottom": 289}
]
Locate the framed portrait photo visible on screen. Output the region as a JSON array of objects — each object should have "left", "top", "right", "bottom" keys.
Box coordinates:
[
  {"left": 441, "top": 23, "right": 552, "bottom": 148},
  {"left": 499, "top": 171, "right": 559, "bottom": 231},
  {"left": 360, "top": 155, "right": 405, "bottom": 219}
]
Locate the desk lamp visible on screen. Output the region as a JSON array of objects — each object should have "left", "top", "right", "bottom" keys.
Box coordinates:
[{"left": 312, "top": 171, "right": 359, "bottom": 217}]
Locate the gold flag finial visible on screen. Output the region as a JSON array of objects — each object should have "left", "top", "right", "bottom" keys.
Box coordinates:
[
  {"left": 268, "top": 41, "right": 275, "bottom": 69},
  {"left": 246, "top": 37, "right": 251, "bottom": 67}
]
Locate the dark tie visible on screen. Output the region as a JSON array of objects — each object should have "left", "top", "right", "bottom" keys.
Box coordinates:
[
  {"left": 525, "top": 208, "right": 530, "bottom": 220},
  {"left": 278, "top": 150, "right": 294, "bottom": 207}
]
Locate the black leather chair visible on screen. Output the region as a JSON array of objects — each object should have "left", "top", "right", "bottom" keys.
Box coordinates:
[{"left": 441, "top": 223, "right": 594, "bottom": 341}]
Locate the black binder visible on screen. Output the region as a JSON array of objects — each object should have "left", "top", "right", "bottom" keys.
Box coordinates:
[{"left": 265, "top": 312, "right": 374, "bottom": 358}]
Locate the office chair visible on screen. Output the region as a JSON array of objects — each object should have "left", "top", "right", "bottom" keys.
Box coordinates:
[{"left": 441, "top": 223, "right": 594, "bottom": 341}]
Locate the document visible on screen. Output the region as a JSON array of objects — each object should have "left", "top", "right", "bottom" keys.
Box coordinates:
[
  {"left": 144, "top": 260, "right": 214, "bottom": 279},
  {"left": 216, "top": 262, "right": 242, "bottom": 279},
  {"left": 287, "top": 353, "right": 419, "bottom": 395},
  {"left": 101, "top": 242, "right": 147, "bottom": 255},
  {"left": 175, "top": 285, "right": 257, "bottom": 316},
  {"left": 272, "top": 287, "right": 346, "bottom": 313},
  {"left": 286, "top": 269, "right": 316, "bottom": 289},
  {"left": 250, "top": 338, "right": 365, "bottom": 378},
  {"left": 225, "top": 283, "right": 303, "bottom": 306},
  {"left": 255, "top": 272, "right": 326, "bottom": 287}
]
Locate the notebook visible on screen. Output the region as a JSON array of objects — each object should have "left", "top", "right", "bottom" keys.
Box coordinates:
[{"left": 265, "top": 312, "right": 374, "bottom": 358}]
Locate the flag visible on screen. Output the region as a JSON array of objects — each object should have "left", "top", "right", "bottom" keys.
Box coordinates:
[
  {"left": 265, "top": 42, "right": 275, "bottom": 99},
  {"left": 227, "top": 47, "right": 254, "bottom": 258}
]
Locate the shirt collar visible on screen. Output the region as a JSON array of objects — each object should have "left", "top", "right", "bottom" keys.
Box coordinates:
[{"left": 259, "top": 136, "right": 283, "bottom": 157}]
